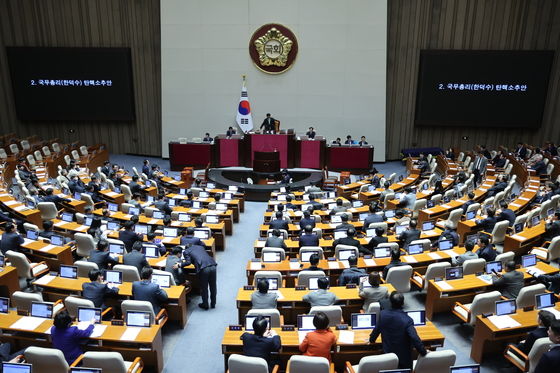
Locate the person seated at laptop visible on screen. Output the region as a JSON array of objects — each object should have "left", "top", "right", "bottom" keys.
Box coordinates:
[
  {"left": 87, "top": 218, "right": 104, "bottom": 244},
  {"left": 50, "top": 310, "right": 95, "bottom": 364},
  {"left": 132, "top": 266, "right": 169, "bottom": 314},
  {"left": 118, "top": 221, "right": 143, "bottom": 253},
  {"left": 363, "top": 204, "right": 383, "bottom": 231},
  {"left": 462, "top": 192, "right": 476, "bottom": 214},
  {"left": 492, "top": 260, "right": 524, "bottom": 299},
  {"left": 251, "top": 278, "right": 279, "bottom": 309},
  {"left": 513, "top": 310, "right": 555, "bottom": 355},
  {"left": 497, "top": 200, "right": 516, "bottom": 227},
  {"left": 338, "top": 255, "right": 366, "bottom": 286},
  {"left": 241, "top": 316, "right": 281, "bottom": 372},
  {"left": 437, "top": 221, "right": 459, "bottom": 246},
  {"left": 124, "top": 241, "right": 150, "bottom": 275},
  {"left": 0, "top": 222, "right": 24, "bottom": 255},
  {"left": 178, "top": 190, "right": 194, "bottom": 208},
  {"left": 359, "top": 271, "right": 389, "bottom": 311},
  {"left": 300, "top": 225, "right": 319, "bottom": 247},
  {"left": 308, "top": 194, "right": 324, "bottom": 211},
  {"left": 379, "top": 181, "right": 394, "bottom": 203},
  {"left": 264, "top": 229, "right": 287, "bottom": 250},
  {"left": 88, "top": 239, "right": 119, "bottom": 270},
  {"left": 146, "top": 232, "right": 166, "bottom": 256},
  {"left": 274, "top": 204, "right": 292, "bottom": 224},
  {"left": 475, "top": 207, "right": 497, "bottom": 233},
  {"left": 268, "top": 211, "right": 289, "bottom": 231},
  {"left": 533, "top": 319, "right": 560, "bottom": 373},
  {"left": 333, "top": 228, "right": 362, "bottom": 251},
  {"left": 453, "top": 240, "right": 478, "bottom": 266},
  {"left": 180, "top": 227, "right": 206, "bottom": 248},
  {"left": 41, "top": 188, "right": 71, "bottom": 209},
  {"left": 543, "top": 210, "right": 560, "bottom": 241},
  {"left": 332, "top": 137, "right": 342, "bottom": 146},
  {"left": 299, "top": 210, "right": 316, "bottom": 230},
  {"left": 154, "top": 194, "right": 172, "bottom": 216},
  {"left": 477, "top": 235, "right": 497, "bottom": 262},
  {"left": 303, "top": 253, "right": 322, "bottom": 272},
  {"left": 334, "top": 213, "right": 353, "bottom": 232},
  {"left": 397, "top": 187, "right": 416, "bottom": 209},
  {"left": 285, "top": 195, "right": 297, "bottom": 210},
  {"left": 397, "top": 220, "right": 421, "bottom": 250},
  {"left": 487, "top": 175, "right": 509, "bottom": 197},
  {"left": 82, "top": 269, "right": 119, "bottom": 310},
  {"left": 226, "top": 126, "right": 236, "bottom": 137},
  {"left": 383, "top": 249, "right": 406, "bottom": 279},
  {"left": 38, "top": 220, "right": 56, "bottom": 240},
  {"left": 302, "top": 277, "right": 339, "bottom": 307},
  {"left": 534, "top": 271, "right": 560, "bottom": 294},
  {"left": 362, "top": 227, "right": 388, "bottom": 255},
  {"left": 299, "top": 311, "right": 337, "bottom": 362},
  {"left": 330, "top": 199, "right": 347, "bottom": 214}
]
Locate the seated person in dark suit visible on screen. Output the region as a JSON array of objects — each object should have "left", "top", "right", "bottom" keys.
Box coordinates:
[
  {"left": 358, "top": 136, "right": 368, "bottom": 146},
  {"left": 154, "top": 194, "right": 172, "bottom": 216},
  {"left": 544, "top": 211, "right": 560, "bottom": 241},
  {"left": 180, "top": 227, "right": 206, "bottom": 248},
  {"left": 203, "top": 133, "right": 213, "bottom": 142},
  {"left": 362, "top": 227, "right": 388, "bottom": 255},
  {"left": 477, "top": 235, "right": 497, "bottom": 262},
  {"left": 332, "top": 137, "right": 342, "bottom": 146},
  {"left": 462, "top": 192, "right": 476, "bottom": 214},
  {"left": 514, "top": 142, "right": 527, "bottom": 159},
  {"left": 532, "top": 160, "right": 547, "bottom": 176},
  {"left": 304, "top": 253, "right": 322, "bottom": 272},
  {"left": 497, "top": 200, "right": 516, "bottom": 227},
  {"left": 264, "top": 229, "right": 287, "bottom": 250},
  {"left": 363, "top": 204, "right": 383, "bottom": 231},
  {"left": 68, "top": 175, "right": 86, "bottom": 194},
  {"left": 369, "top": 292, "right": 427, "bottom": 369},
  {"left": 344, "top": 135, "right": 353, "bottom": 145},
  {"left": 302, "top": 277, "right": 339, "bottom": 307},
  {"left": 240, "top": 316, "right": 281, "bottom": 371},
  {"left": 0, "top": 223, "right": 24, "bottom": 255},
  {"left": 50, "top": 310, "right": 95, "bottom": 364},
  {"left": 334, "top": 213, "right": 353, "bottom": 232},
  {"left": 300, "top": 225, "right": 319, "bottom": 247},
  {"left": 338, "top": 255, "right": 366, "bottom": 285},
  {"left": 299, "top": 210, "right": 316, "bottom": 230},
  {"left": 41, "top": 187, "right": 71, "bottom": 208},
  {"left": 88, "top": 239, "right": 119, "bottom": 270},
  {"left": 0, "top": 209, "right": 14, "bottom": 224},
  {"left": 118, "top": 221, "right": 143, "bottom": 252},
  {"left": 491, "top": 260, "right": 524, "bottom": 299},
  {"left": 308, "top": 194, "right": 324, "bottom": 211},
  {"left": 128, "top": 175, "right": 145, "bottom": 195},
  {"left": 132, "top": 266, "right": 169, "bottom": 314},
  {"left": 397, "top": 219, "right": 421, "bottom": 249},
  {"left": 226, "top": 126, "right": 237, "bottom": 137},
  {"left": 333, "top": 228, "right": 362, "bottom": 251},
  {"left": 534, "top": 319, "right": 560, "bottom": 373},
  {"left": 124, "top": 241, "right": 150, "bottom": 275},
  {"left": 383, "top": 249, "right": 406, "bottom": 279},
  {"left": 268, "top": 211, "right": 289, "bottom": 231},
  {"left": 82, "top": 269, "right": 119, "bottom": 309},
  {"left": 330, "top": 199, "right": 347, "bottom": 214},
  {"left": 475, "top": 207, "right": 497, "bottom": 233},
  {"left": 514, "top": 310, "right": 555, "bottom": 354},
  {"left": 285, "top": 195, "right": 297, "bottom": 210},
  {"left": 437, "top": 221, "right": 460, "bottom": 246},
  {"left": 486, "top": 175, "right": 508, "bottom": 197},
  {"left": 305, "top": 127, "right": 316, "bottom": 139}
]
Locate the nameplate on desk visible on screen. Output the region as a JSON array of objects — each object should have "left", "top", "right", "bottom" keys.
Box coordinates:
[
  {"left": 295, "top": 286, "right": 306, "bottom": 291},
  {"left": 281, "top": 325, "right": 295, "bottom": 331},
  {"left": 335, "top": 324, "right": 349, "bottom": 330},
  {"left": 229, "top": 325, "right": 242, "bottom": 331},
  {"left": 345, "top": 284, "right": 357, "bottom": 289},
  {"left": 243, "top": 285, "right": 255, "bottom": 291},
  {"left": 111, "top": 320, "right": 124, "bottom": 326}
]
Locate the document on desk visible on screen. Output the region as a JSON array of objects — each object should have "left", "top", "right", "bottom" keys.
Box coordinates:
[
  {"left": 250, "top": 262, "right": 261, "bottom": 270},
  {"left": 3, "top": 200, "right": 18, "bottom": 206},
  {"left": 162, "top": 237, "right": 175, "bottom": 244},
  {"left": 402, "top": 256, "right": 417, "bottom": 263},
  {"left": 519, "top": 196, "right": 530, "bottom": 201},
  {"left": 477, "top": 274, "right": 493, "bottom": 284},
  {"left": 10, "top": 316, "right": 47, "bottom": 331},
  {"left": 148, "top": 219, "right": 159, "bottom": 225},
  {"left": 189, "top": 209, "right": 200, "bottom": 213},
  {"left": 328, "top": 261, "right": 340, "bottom": 269},
  {"left": 364, "top": 259, "right": 376, "bottom": 266},
  {"left": 510, "top": 234, "right": 526, "bottom": 241},
  {"left": 34, "top": 274, "right": 55, "bottom": 285},
  {"left": 91, "top": 324, "right": 107, "bottom": 338},
  {"left": 340, "top": 260, "right": 350, "bottom": 268},
  {"left": 120, "top": 327, "right": 142, "bottom": 341},
  {"left": 541, "top": 307, "right": 560, "bottom": 319},
  {"left": 338, "top": 330, "right": 355, "bottom": 344},
  {"left": 289, "top": 261, "right": 300, "bottom": 270},
  {"left": 75, "top": 225, "right": 89, "bottom": 232},
  {"left": 445, "top": 250, "right": 459, "bottom": 258},
  {"left": 436, "top": 281, "right": 453, "bottom": 290},
  {"left": 509, "top": 203, "right": 521, "bottom": 208},
  {"left": 488, "top": 315, "right": 521, "bottom": 329},
  {"left": 40, "top": 244, "right": 57, "bottom": 252},
  {"left": 428, "top": 252, "right": 442, "bottom": 260},
  {"left": 526, "top": 267, "right": 544, "bottom": 276},
  {"left": 156, "top": 259, "right": 167, "bottom": 267},
  {"left": 441, "top": 204, "right": 452, "bottom": 209},
  {"left": 298, "top": 331, "right": 310, "bottom": 344}
]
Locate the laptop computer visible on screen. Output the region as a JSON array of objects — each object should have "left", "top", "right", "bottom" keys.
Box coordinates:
[
  {"left": 308, "top": 277, "right": 326, "bottom": 290},
  {"left": 359, "top": 275, "right": 371, "bottom": 288},
  {"left": 449, "top": 366, "right": 480, "bottom": 373},
  {"left": 263, "top": 278, "right": 278, "bottom": 291},
  {"left": 107, "top": 202, "right": 118, "bottom": 212},
  {"left": 333, "top": 230, "right": 347, "bottom": 240},
  {"left": 407, "top": 243, "right": 424, "bottom": 255},
  {"left": 353, "top": 200, "right": 363, "bottom": 208},
  {"left": 262, "top": 252, "right": 282, "bottom": 263},
  {"left": 50, "top": 234, "right": 65, "bottom": 246},
  {"left": 245, "top": 315, "right": 271, "bottom": 331},
  {"left": 70, "top": 368, "right": 102, "bottom": 373},
  {"left": 168, "top": 198, "right": 176, "bottom": 207},
  {"left": 374, "top": 247, "right": 391, "bottom": 258},
  {"left": 128, "top": 207, "right": 140, "bottom": 216},
  {"left": 31, "top": 302, "right": 53, "bottom": 318},
  {"left": 495, "top": 299, "right": 516, "bottom": 316},
  {"left": 105, "top": 270, "right": 123, "bottom": 284},
  {"left": 107, "top": 221, "right": 119, "bottom": 231},
  {"left": 59, "top": 265, "right": 78, "bottom": 279},
  {"left": 300, "top": 251, "right": 319, "bottom": 262},
  {"left": 297, "top": 314, "right": 316, "bottom": 330},
  {"left": 338, "top": 249, "right": 355, "bottom": 260},
  {"left": 77, "top": 307, "right": 101, "bottom": 323},
  {"left": 2, "top": 363, "right": 33, "bottom": 373},
  {"left": 194, "top": 229, "right": 210, "bottom": 239},
  {"left": 206, "top": 215, "right": 219, "bottom": 224},
  {"left": 151, "top": 273, "right": 171, "bottom": 288},
  {"left": 331, "top": 215, "right": 342, "bottom": 223},
  {"left": 427, "top": 200, "right": 435, "bottom": 208},
  {"left": 466, "top": 210, "right": 476, "bottom": 220},
  {"left": 438, "top": 239, "right": 453, "bottom": 251},
  {"left": 395, "top": 225, "right": 407, "bottom": 235},
  {"left": 143, "top": 244, "right": 160, "bottom": 258},
  {"left": 109, "top": 243, "right": 125, "bottom": 255},
  {"left": 422, "top": 221, "right": 435, "bottom": 231},
  {"left": 61, "top": 212, "right": 73, "bottom": 222},
  {"left": 163, "top": 227, "right": 178, "bottom": 238},
  {"left": 74, "top": 192, "right": 81, "bottom": 201},
  {"left": 365, "top": 228, "right": 376, "bottom": 237},
  {"left": 485, "top": 261, "right": 502, "bottom": 274},
  {"left": 384, "top": 210, "right": 396, "bottom": 218},
  {"left": 531, "top": 215, "right": 540, "bottom": 227},
  {"left": 199, "top": 191, "right": 209, "bottom": 198},
  {"left": 351, "top": 313, "right": 376, "bottom": 329},
  {"left": 536, "top": 293, "right": 555, "bottom": 309},
  {"left": 521, "top": 254, "right": 537, "bottom": 268},
  {"left": 445, "top": 267, "right": 463, "bottom": 281},
  {"left": 134, "top": 224, "right": 149, "bottom": 235},
  {"left": 26, "top": 230, "right": 38, "bottom": 240},
  {"left": 126, "top": 311, "right": 152, "bottom": 327},
  {"left": 0, "top": 297, "right": 9, "bottom": 314},
  {"left": 84, "top": 217, "right": 93, "bottom": 227},
  {"left": 514, "top": 222, "right": 524, "bottom": 233},
  {"left": 178, "top": 213, "right": 191, "bottom": 222},
  {"left": 192, "top": 201, "right": 202, "bottom": 209},
  {"left": 406, "top": 310, "right": 426, "bottom": 326},
  {"left": 359, "top": 213, "right": 369, "bottom": 221},
  {"left": 152, "top": 210, "right": 164, "bottom": 219}
]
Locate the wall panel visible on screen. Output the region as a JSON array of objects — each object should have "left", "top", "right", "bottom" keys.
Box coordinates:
[{"left": 0, "top": 0, "right": 161, "bottom": 156}]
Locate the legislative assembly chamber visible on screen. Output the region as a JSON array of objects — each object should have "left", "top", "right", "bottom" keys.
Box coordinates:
[{"left": 0, "top": 1, "right": 559, "bottom": 373}]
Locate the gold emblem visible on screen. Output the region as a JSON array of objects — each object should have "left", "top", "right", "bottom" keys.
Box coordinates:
[{"left": 254, "top": 27, "right": 293, "bottom": 67}]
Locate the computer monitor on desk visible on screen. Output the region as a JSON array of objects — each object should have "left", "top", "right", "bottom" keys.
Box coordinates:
[
  {"left": 31, "top": 302, "right": 53, "bottom": 319},
  {"left": 438, "top": 239, "right": 453, "bottom": 251},
  {"left": 245, "top": 315, "right": 271, "bottom": 331},
  {"left": 338, "top": 249, "right": 354, "bottom": 260},
  {"left": 70, "top": 368, "right": 102, "bottom": 373},
  {"left": 126, "top": 311, "right": 152, "bottom": 327},
  {"left": 163, "top": 227, "right": 178, "bottom": 237},
  {"left": 407, "top": 243, "right": 424, "bottom": 255},
  {"left": 0, "top": 297, "right": 9, "bottom": 314},
  {"left": 422, "top": 221, "right": 435, "bottom": 231},
  {"left": 2, "top": 363, "right": 33, "bottom": 373},
  {"left": 485, "top": 261, "right": 502, "bottom": 274},
  {"left": 297, "top": 314, "right": 315, "bottom": 331},
  {"left": 536, "top": 293, "right": 555, "bottom": 309},
  {"left": 449, "top": 365, "right": 480, "bottom": 373},
  {"left": 466, "top": 211, "right": 476, "bottom": 220},
  {"left": 194, "top": 229, "right": 210, "bottom": 239},
  {"left": 109, "top": 243, "right": 125, "bottom": 256},
  {"left": 77, "top": 307, "right": 101, "bottom": 323},
  {"left": 445, "top": 267, "right": 463, "bottom": 281},
  {"left": 300, "top": 251, "right": 319, "bottom": 262},
  {"left": 395, "top": 225, "right": 407, "bottom": 235},
  {"left": 50, "top": 234, "right": 65, "bottom": 246},
  {"left": 495, "top": 299, "right": 516, "bottom": 316},
  {"left": 262, "top": 252, "right": 281, "bottom": 263},
  {"left": 105, "top": 270, "right": 123, "bottom": 284},
  {"left": 522, "top": 254, "right": 537, "bottom": 268},
  {"left": 59, "top": 265, "right": 78, "bottom": 279},
  {"left": 351, "top": 313, "right": 376, "bottom": 329},
  {"left": 374, "top": 247, "right": 391, "bottom": 258},
  {"left": 333, "top": 230, "right": 347, "bottom": 240},
  {"left": 406, "top": 310, "right": 426, "bottom": 326}
]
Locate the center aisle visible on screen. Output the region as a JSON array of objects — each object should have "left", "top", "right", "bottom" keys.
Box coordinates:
[{"left": 163, "top": 201, "right": 268, "bottom": 373}]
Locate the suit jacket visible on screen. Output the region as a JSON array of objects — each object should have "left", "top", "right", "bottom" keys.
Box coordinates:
[
  {"left": 180, "top": 236, "right": 205, "bottom": 247},
  {"left": 68, "top": 179, "right": 85, "bottom": 194},
  {"left": 331, "top": 206, "right": 347, "bottom": 214},
  {"left": 42, "top": 194, "right": 70, "bottom": 206},
  {"left": 269, "top": 219, "right": 289, "bottom": 231},
  {"left": 518, "top": 327, "right": 548, "bottom": 354},
  {"left": 477, "top": 245, "right": 497, "bottom": 262},
  {"left": 515, "top": 146, "right": 528, "bottom": 159},
  {"left": 338, "top": 267, "right": 367, "bottom": 286},
  {"left": 0, "top": 232, "right": 24, "bottom": 255},
  {"left": 299, "top": 217, "right": 316, "bottom": 230},
  {"left": 398, "top": 229, "right": 421, "bottom": 249},
  {"left": 241, "top": 333, "right": 281, "bottom": 367},
  {"left": 364, "top": 236, "right": 388, "bottom": 254},
  {"left": 533, "top": 160, "right": 547, "bottom": 175},
  {"left": 335, "top": 222, "right": 354, "bottom": 232},
  {"left": 544, "top": 221, "right": 560, "bottom": 240},
  {"left": 264, "top": 236, "right": 287, "bottom": 249},
  {"left": 453, "top": 251, "right": 478, "bottom": 266},
  {"left": 539, "top": 273, "right": 560, "bottom": 293},
  {"left": 123, "top": 250, "right": 149, "bottom": 275},
  {"left": 260, "top": 117, "right": 276, "bottom": 131},
  {"left": 333, "top": 236, "right": 361, "bottom": 249},
  {"left": 82, "top": 281, "right": 118, "bottom": 308},
  {"left": 473, "top": 156, "right": 488, "bottom": 174},
  {"left": 88, "top": 249, "right": 118, "bottom": 270},
  {"left": 363, "top": 214, "right": 383, "bottom": 231},
  {"left": 306, "top": 131, "right": 316, "bottom": 139},
  {"left": 462, "top": 199, "right": 476, "bottom": 214},
  {"left": 183, "top": 244, "right": 217, "bottom": 274},
  {"left": 359, "top": 285, "right": 389, "bottom": 311},
  {"left": 154, "top": 200, "right": 172, "bottom": 215},
  {"left": 226, "top": 129, "right": 236, "bottom": 137},
  {"left": 476, "top": 216, "right": 497, "bottom": 232},
  {"left": 51, "top": 324, "right": 94, "bottom": 364},
  {"left": 302, "top": 289, "right": 339, "bottom": 307},
  {"left": 498, "top": 209, "right": 516, "bottom": 227},
  {"left": 369, "top": 309, "right": 427, "bottom": 369},
  {"left": 534, "top": 346, "right": 560, "bottom": 373},
  {"left": 132, "top": 279, "right": 169, "bottom": 314},
  {"left": 309, "top": 200, "right": 323, "bottom": 210},
  {"left": 300, "top": 233, "right": 319, "bottom": 247},
  {"left": 493, "top": 270, "right": 524, "bottom": 299},
  {"left": 438, "top": 229, "right": 459, "bottom": 246},
  {"left": 118, "top": 230, "right": 142, "bottom": 252},
  {"left": 129, "top": 181, "right": 143, "bottom": 195},
  {"left": 250, "top": 291, "right": 278, "bottom": 309}
]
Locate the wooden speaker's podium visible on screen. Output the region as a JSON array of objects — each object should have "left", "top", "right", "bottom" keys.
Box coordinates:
[{"left": 253, "top": 151, "right": 280, "bottom": 173}]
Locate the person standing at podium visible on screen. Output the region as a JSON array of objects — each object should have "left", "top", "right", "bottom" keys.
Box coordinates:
[
  {"left": 260, "top": 113, "right": 276, "bottom": 134},
  {"left": 306, "top": 127, "right": 316, "bottom": 139}
]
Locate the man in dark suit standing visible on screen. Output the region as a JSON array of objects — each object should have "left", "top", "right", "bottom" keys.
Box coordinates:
[
  {"left": 0, "top": 223, "right": 24, "bottom": 255},
  {"left": 491, "top": 261, "right": 524, "bottom": 299},
  {"left": 472, "top": 151, "right": 488, "bottom": 187},
  {"left": 132, "top": 267, "right": 169, "bottom": 314},
  {"left": 82, "top": 269, "right": 119, "bottom": 310},
  {"left": 305, "top": 127, "right": 316, "bottom": 139},
  {"left": 141, "top": 160, "right": 150, "bottom": 176},
  {"left": 369, "top": 292, "right": 427, "bottom": 369},
  {"left": 183, "top": 244, "right": 217, "bottom": 310},
  {"left": 300, "top": 225, "right": 319, "bottom": 247},
  {"left": 88, "top": 239, "right": 119, "bottom": 271},
  {"left": 515, "top": 142, "right": 528, "bottom": 159},
  {"left": 119, "top": 221, "right": 143, "bottom": 252},
  {"left": 534, "top": 319, "right": 560, "bottom": 373},
  {"left": 497, "top": 200, "right": 516, "bottom": 227},
  {"left": 268, "top": 211, "right": 289, "bottom": 231},
  {"left": 124, "top": 242, "right": 149, "bottom": 275},
  {"left": 397, "top": 220, "right": 421, "bottom": 249},
  {"left": 260, "top": 113, "right": 276, "bottom": 134}
]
